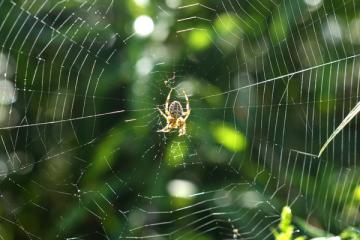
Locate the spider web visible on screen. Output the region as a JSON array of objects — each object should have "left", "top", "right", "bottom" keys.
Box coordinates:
[{"left": 0, "top": 0, "right": 359, "bottom": 239}]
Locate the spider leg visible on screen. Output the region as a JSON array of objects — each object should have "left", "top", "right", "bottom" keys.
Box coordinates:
[
  {"left": 157, "top": 107, "right": 167, "bottom": 119},
  {"left": 178, "top": 123, "right": 186, "bottom": 136},
  {"left": 157, "top": 125, "right": 172, "bottom": 133},
  {"left": 183, "top": 90, "right": 191, "bottom": 120},
  {"left": 165, "top": 88, "right": 173, "bottom": 115},
  {"left": 176, "top": 118, "right": 186, "bottom": 136}
]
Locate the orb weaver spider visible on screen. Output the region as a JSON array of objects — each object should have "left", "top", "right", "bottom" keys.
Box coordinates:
[{"left": 157, "top": 89, "right": 191, "bottom": 136}]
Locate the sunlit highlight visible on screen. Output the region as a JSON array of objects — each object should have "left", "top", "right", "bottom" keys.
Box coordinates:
[
  {"left": 0, "top": 79, "right": 17, "bottom": 105},
  {"left": 167, "top": 179, "right": 197, "bottom": 198},
  {"left": 134, "top": 15, "right": 154, "bottom": 37}
]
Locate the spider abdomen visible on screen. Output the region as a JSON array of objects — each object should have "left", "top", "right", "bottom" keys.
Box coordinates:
[{"left": 169, "top": 101, "right": 183, "bottom": 118}]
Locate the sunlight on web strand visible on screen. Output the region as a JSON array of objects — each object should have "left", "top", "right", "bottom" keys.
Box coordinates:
[
  {"left": 200, "top": 53, "right": 360, "bottom": 99},
  {"left": 290, "top": 149, "right": 317, "bottom": 158},
  {"left": 176, "top": 28, "right": 206, "bottom": 34},
  {"left": 318, "top": 101, "right": 360, "bottom": 158},
  {"left": 124, "top": 119, "right": 137, "bottom": 122},
  {"left": 0, "top": 110, "right": 125, "bottom": 130},
  {"left": 123, "top": 32, "right": 136, "bottom": 45},
  {"left": 177, "top": 16, "right": 212, "bottom": 22},
  {"left": 177, "top": 3, "right": 216, "bottom": 12},
  {"left": 158, "top": 5, "right": 170, "bottom": 16}
]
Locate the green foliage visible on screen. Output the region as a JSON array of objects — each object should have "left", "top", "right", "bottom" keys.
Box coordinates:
[
  {"left": 340, "top": 228, "right": 360, "bottom": 240},
  {"left": 274, "top": 206, "right": 360, "bottom": 240},
  {"left": 272, "top": 206, "right": 306, "bottom": 240}
]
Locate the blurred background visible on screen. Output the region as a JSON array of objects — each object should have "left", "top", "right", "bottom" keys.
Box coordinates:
[{"left": 0, "top": 0, "right": 360, "bottom": 239}]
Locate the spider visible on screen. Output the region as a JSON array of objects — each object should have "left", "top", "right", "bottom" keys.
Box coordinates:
[{"left": 157, "top": 89, "right": 191, "bottom": 136}]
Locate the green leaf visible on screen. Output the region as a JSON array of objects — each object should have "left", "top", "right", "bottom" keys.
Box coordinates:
[{"left": 280, "top": 206, "right": 292, "bottom": 231}]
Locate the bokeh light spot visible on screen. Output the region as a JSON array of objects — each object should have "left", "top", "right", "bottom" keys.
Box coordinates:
[
  {"left": 187, "top": 29, "right": 212, "bottom": 50},
  {"left": 304, "top": 0, "right": 323, "bottom": 8},
  {"left": 0, "top": 79, "right": 17, "bottom": 105},
  {"left": 133, "top": 0, "right": 149, "bottom": 7},
  {"left": 165, "top": 0, "right": 181, "bottom": 9},
  {"left": 136, "top": 57, "right": 154, "bottom": 75},
  {"left": 0, "top": 52, "right": 15, "bottom": 79},
  {"left": 0, "top": 159, "right": 8, "bottom": 181},
  {"left": 212, "top": 123, "right": 247, "bottom": 152},
  {"left": 214, "top": 14, "right": 240, "bottom": 35},
  {"left": 167, "top": 179, "right": 197, "bottom": 198},
  {"left": 322, "top": 17, "right": 343, "bottom": 42},
  {"left": 134, "top": 15, "right": 154, "bottom": 37},
  {"left": 354, "top": 185, "right": 360, "bottom": 202}
]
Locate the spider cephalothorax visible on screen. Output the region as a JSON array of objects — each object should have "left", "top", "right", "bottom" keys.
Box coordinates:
[{"left": 157, "top": 89, "right": 190, "bottom": 136}]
